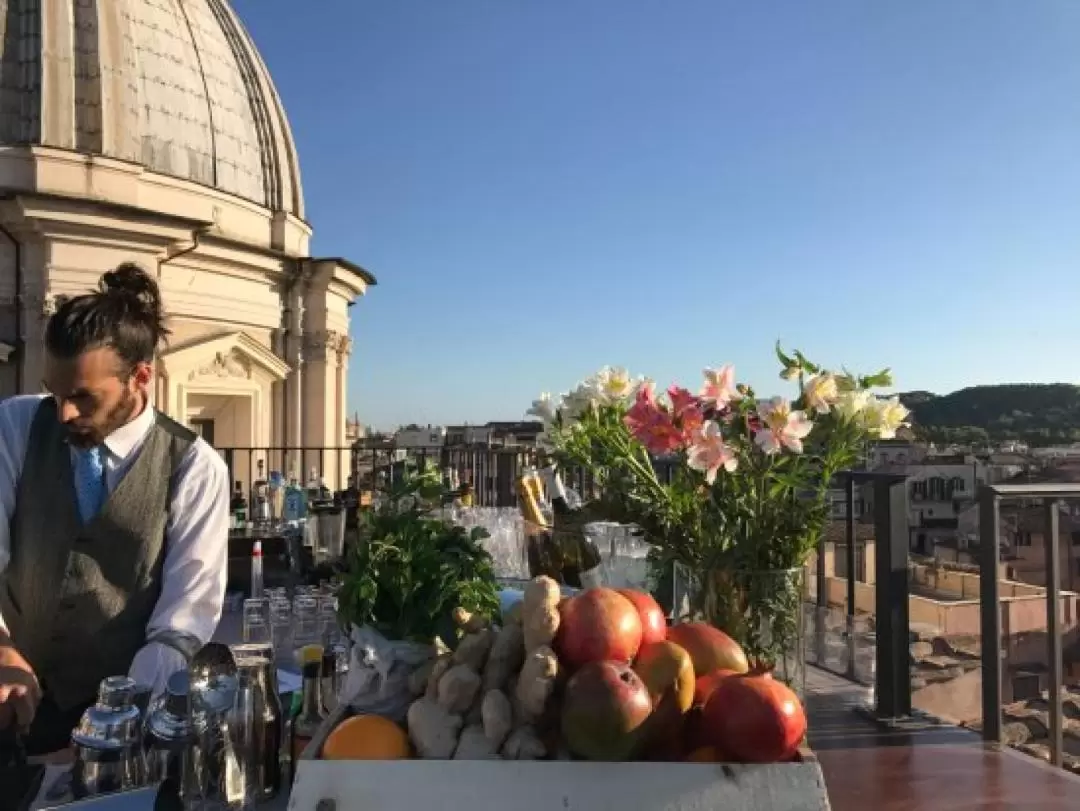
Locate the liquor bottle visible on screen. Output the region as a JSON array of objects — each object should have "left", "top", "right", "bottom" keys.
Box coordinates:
[
  {"left": 284, "top": 474, "right": 305, "bottom": 522},
  {"left": 268, "top": 470, "right": 284, "bottom": 521},
  {"left": 305, "top": 467, "right": 322, "bottom": 505},
  {"left": 290, "top": 645, "right": 326, "bottom": 767},
  {"left": 251, "top": 460, "right": 270, "bottom": 526},
  {"left": 230, "top": 480, "right": 248, "bottom": 528}
]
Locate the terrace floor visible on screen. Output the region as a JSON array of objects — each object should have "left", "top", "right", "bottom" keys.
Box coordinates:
[{"left": 807, "top": 667, "right": 1080, "bottom": 810}]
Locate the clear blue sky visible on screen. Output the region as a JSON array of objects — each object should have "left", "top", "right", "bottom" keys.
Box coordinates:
[{"left": 234, "top": 1, "right": 1080, "bottom": 431}]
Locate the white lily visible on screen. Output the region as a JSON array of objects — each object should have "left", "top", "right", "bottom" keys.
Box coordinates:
[
  {"left": 803, "top": 374, "right": 839, "bottom": 414},
  {"left": 526, "top": 392, "right": 558, "bottom": 425},
  {"left": 864, "top": 396, "right": 910, "bottom": 440}
]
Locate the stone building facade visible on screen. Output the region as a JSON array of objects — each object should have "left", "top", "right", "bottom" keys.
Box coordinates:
[{"left": 0, "top": 0, "right": 372, "bottom": 487}]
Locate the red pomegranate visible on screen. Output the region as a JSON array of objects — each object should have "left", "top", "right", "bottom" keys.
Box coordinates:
[
  {"left": 701, "top": 673, "right": 806, "bottom": 763},
  {"left": 557, "top": 588, "right": 643, "bottom": 669},
  {"left": 693, "top": 668, "right": 739, "bottom": 708},
  {"left": 616, "top": 588, "right": 667, "bottom": 646}
]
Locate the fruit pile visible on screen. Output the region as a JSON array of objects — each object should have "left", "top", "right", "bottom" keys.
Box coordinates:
[
  {"left": 319, "top": 575, "right": 807, "bottom": 763},
  {"left": 557, "top": 582, "right": 807, "bottom": 763}
]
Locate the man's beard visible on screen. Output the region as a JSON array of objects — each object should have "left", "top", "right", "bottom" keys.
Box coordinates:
[{"left": 66, "top": 388, "right": 140, "bottom": 448}]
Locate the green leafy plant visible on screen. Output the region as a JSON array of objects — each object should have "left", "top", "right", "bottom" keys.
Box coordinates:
[{"left": 336, "top": 465, "right": 500, "bottom": 645}]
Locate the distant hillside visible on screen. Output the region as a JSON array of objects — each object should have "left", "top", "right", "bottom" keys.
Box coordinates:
[{"left": 899, "top": 384, "right": 1080, "bottom": 447}]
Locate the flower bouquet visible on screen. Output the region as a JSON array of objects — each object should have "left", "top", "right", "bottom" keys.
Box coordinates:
[{"left": 527, "top": 344, "right": 908, "bottom": 690}]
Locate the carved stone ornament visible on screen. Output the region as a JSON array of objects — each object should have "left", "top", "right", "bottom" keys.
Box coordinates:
[
  {"left": 337, "top": 334, "right": 353, "bottom": 358},
  {"left": 303, "top": 329, "right": 350, "bottom": 361},
  {"left": 189, "top": 350, "right": 251, "bottom": 381}
]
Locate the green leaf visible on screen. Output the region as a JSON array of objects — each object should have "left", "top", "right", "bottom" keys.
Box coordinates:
[
  {"left": 775, "top": 341, "right": 796, "bottom": 369},
  {"left": 792, "top": 350, "right": 821, "bottom": 375}
]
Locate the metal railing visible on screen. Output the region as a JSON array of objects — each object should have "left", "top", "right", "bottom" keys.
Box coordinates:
[
  {"left": 810, "top": 472, "right": 912, "bottom": 719},
  {"left": 217, "top": 444, "right": 549, "bottom": 506},
  {"left": 979, "top": 482, "right": 1080, "bottom": 768}
]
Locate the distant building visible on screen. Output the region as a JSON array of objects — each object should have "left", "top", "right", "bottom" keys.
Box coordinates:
[
  {"left": 446, "top": 421, "right": 544, "bottom": 447},
  {"left": 394, "top": 425, "right": 447, "bottom": 449}
]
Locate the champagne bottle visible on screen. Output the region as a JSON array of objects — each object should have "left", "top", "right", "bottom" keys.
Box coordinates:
[
  {"left": 520, "top": 471, "right": 561, "bottom": 581},
  {"left": 542, "top": 466, "right": 604, "bottom": 589}
]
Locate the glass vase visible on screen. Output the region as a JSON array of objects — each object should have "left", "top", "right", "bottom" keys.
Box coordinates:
[{"left": 690, "top": 566, "right": 808, "bottom": 697}]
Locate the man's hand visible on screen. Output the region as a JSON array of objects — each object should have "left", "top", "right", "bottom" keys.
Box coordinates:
[{"left": 0, "top": 637, "right": 40, "bottom": 729}]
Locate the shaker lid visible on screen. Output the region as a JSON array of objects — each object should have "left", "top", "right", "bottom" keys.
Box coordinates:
[{"left": 71, "top": 676, "right": 142, "bottom": 750}]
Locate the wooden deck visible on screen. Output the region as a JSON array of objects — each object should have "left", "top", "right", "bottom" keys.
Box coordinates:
[{"left": 807, "top": 667, "right": 1080, "bottom": 810}]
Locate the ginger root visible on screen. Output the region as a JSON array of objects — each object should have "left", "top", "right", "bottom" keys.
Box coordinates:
[
  {"left": 514, "top": 645, "right": 559, "bottom": 721},
  {"left": 522, "top": 576, "right": 561, "bottom": 652},
  {"left": 453, "top": 607, "right": 490, "bottom": 634},
  {"left": 425, "top": 652, "right": 454, "bottom": 699},
  {"left": 453, "top": 626, "right": 495, "bottom": 673},
  {"left": 437, "top": 663, "right": 482, "bottom": 714},
  {"left": 407, "top": 697, "right": 463, "bottom": 759},
  {"left": 503, "top": 600, "right": 524, "bottom": 627},
  {"left": 482, "top": 623, "right": 525, "bottom": 691},
  {"left": 453, "top": 724, "right": 501, "bottom": 760},
  {"left": 502, "top": 725, "right": 546, "bottom": 760},
  {"left": 408, "top": 657, "right": 437, "bottom": 697},
  {"left": 481, "top": 689, "right": 513, "bottom": 749}
]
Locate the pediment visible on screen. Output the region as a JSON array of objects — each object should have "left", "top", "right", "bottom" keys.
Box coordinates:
[{"left": 159, "top": 332, "right": 290, "bottom": 383}]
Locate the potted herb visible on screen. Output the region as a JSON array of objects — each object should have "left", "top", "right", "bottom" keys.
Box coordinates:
[{"left": 337, "top": 465, "right": 501, "bottom": 648}]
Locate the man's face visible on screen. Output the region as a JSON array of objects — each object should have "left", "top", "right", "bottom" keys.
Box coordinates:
[{"left": 44, "top": 347, "right": 150, "bottom": 448}]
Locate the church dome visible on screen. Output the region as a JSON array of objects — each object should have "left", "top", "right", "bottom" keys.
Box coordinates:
[{"left": 0, "top": 0, "right": 303, "bottom": 218}]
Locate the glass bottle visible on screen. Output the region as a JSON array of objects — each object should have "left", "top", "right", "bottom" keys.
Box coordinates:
[
  {"left": 290, "top": 646, "right": 325, "bottom": 767},
  {"left": 230, "top": 480, "right": 248, "bottom": 529}
]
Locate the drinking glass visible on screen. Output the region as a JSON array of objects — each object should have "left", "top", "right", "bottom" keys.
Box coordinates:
[
  {"left": 602, "top": 524, "right": 651, "bottom": 589},
  {"left": 269, "top": 597, "right": 292, "bottom": 658},
  {"left": 317, "top": 593, "right": 340, "bottom": 644},
  {"left": 242, "top": 599, "right": 271, "bottom": 646},
  {"left": 291, "top": 596, "right": 320, "bottom": 660}
]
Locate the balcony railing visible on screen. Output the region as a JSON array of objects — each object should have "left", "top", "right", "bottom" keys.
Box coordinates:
[{"left": 978, "top": 482, "right": 1080, "bottom": 769}]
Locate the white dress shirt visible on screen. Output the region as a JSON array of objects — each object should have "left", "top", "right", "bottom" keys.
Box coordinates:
[{"left": 0, "top": 394, "right": 230, "bottom": 695}]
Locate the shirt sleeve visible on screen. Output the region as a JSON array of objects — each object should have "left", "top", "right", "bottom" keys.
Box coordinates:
[
  {"left": 137, "top": 437, "right": 230, "bottom": 685},
  {"left": 0, "top": 395, "right": 48, "bottom": 635}
]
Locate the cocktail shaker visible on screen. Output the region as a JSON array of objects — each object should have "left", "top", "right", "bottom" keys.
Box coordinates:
[
  {"left": 70, "top": 676, "right": 147, "bottom": 798},
  {"left": 144, "top": 670, "right": 200, "bottom": 803}
]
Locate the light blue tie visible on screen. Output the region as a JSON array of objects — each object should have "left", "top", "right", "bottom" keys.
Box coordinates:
[{"left": 74, "top": 446, "right": 106, "bottom": 524}]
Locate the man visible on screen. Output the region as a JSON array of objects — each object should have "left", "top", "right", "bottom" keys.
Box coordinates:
[{"left": 0, "top": 263, "right": 229, "bottom": 755}]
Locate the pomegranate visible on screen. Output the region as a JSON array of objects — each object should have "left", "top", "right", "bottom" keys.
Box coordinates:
[
  {"left": 701, "top": 673, "right": 806, "bottom": 763},
  {"left": 557, "top": 588, "right": 643, "bottom": 669},
  {"left": 616, "top": 588, "right": 667, "bottom": 646},
  {"left": 561, "top": 661, "right": 653, "bottom": 761},
  {"left": 693, "top": 668, "right": 739, "bottom": 708},
  {"left": 667, "top": 622, "right": 749, "bottom": 677}
]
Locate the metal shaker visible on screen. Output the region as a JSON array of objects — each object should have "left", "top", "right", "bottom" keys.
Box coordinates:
[
  {"left": 70, "top": 676, "right": 147, "bottom": 799},
  {"left": 232, "top": 644, "right": 283, "bottom": 802},
  {"left": 144, "top": 670, "right": 200, "bottom": 803}
]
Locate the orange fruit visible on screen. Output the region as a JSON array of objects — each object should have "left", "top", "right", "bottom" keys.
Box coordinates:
[
  {"left": 321, "top": 714, "right": 411, "bottom": 761},
  {"left": 685, "top": 745, "right": 723, "bottom": 763}
]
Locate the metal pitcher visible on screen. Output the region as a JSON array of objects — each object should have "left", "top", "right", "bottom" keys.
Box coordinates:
[{"left": 231, "top": 645, "right": 283, "bottom": 802}]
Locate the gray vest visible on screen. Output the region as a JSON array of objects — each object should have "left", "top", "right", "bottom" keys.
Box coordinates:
[{"left": 0, "top": 399, "right": 195, "bottom": 709}]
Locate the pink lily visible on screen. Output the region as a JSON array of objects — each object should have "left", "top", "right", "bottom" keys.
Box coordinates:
[
  {"left": 687, "top": 422, "right": 738, "bottom": 484},
  {"left": 754, "top": 397, "right": 813, "bottom": 455}
]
